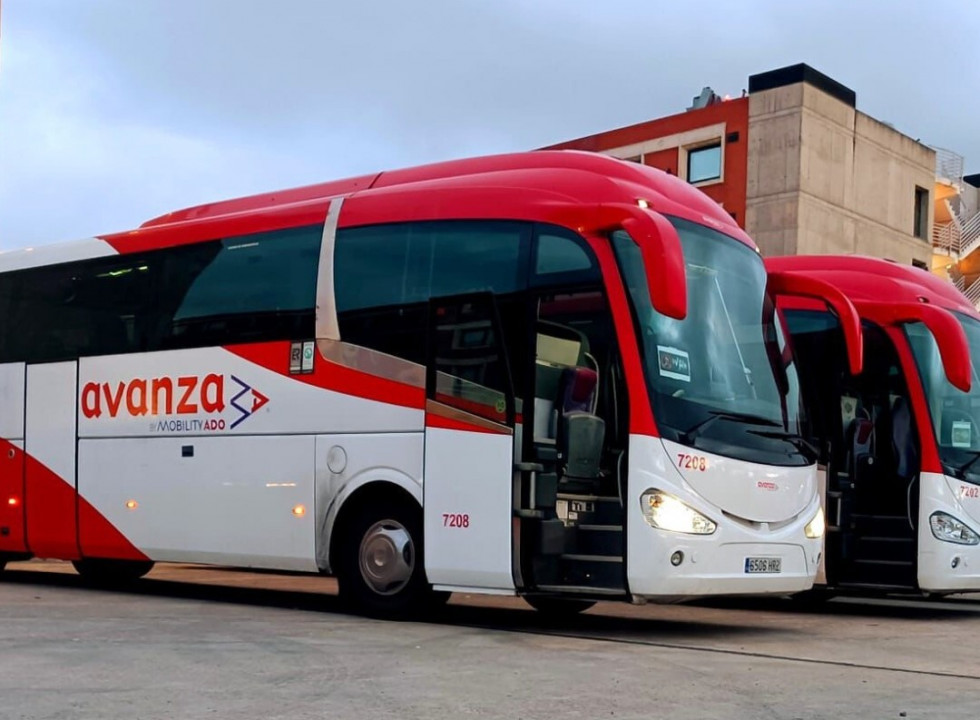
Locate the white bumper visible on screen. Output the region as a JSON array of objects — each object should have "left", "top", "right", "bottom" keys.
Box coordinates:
[
  {"left": 917, "top": 472, "right": 980, "bottom": 593},
  {"left": 626, "top": 435, "right": 822, "bottom": 600}
]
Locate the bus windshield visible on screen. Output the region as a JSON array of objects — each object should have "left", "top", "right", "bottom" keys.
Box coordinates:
[
  {"left": 612, "top": 217, "right": 810, "bottom": 466},
  {"left": 906, "top": 313, "right": 980, "bottom": 483}
]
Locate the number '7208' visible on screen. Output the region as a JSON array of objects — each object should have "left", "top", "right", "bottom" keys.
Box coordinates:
[
  {"left": 443, "top": 513, "right": 470, "bottom": 528},
  {"left": 677, "top": 454, "right": 708, "bottom": 471}
]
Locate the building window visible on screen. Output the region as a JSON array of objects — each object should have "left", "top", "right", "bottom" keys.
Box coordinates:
[
  {"left": 686, "top": 142, "right": 722, "bottom": 184},
  {"left": 914, "top": 186, "right": 929, "bottom": 240},
  {"left": 912, "top": 259, "right": 928, "bottom": 270}
]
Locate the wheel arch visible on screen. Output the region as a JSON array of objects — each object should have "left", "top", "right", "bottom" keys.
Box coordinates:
[{"left": 319, "top": 473, "right": 422, "bottom": 575}]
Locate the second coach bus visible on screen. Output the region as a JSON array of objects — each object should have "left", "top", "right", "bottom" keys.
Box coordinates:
[
  {"left": 0, "top": 151, "right": 861, "bottom": 615},
  {"left": 770, "top": 255, "right": 980, "bottom": 596}
]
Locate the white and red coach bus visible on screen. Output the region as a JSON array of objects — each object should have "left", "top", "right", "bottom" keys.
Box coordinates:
[
  {"left": 0, "top": 151, "right": 861, "bottom": 615},
  {"left": 770, "top": 255, "right": 980, "bottom": 596}
]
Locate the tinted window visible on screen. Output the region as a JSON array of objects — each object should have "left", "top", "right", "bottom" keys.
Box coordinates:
[
  {"left": 429, "top": 294, "right": 512, "bottom": 424},
  {"left": 335, "top": 221, "right": 530, "bottom": 364},
  {"left": 533, "top": 229, "right": 600, "bottom": 284},
  {"left": 0, "top": 223, "right": 322, "bottom": 363},
  {"left": 164, "top": 225, "right": 321, "bottom": 348},
  {"left": 1, "top": 254, "right": 161, "bottom": 363}
]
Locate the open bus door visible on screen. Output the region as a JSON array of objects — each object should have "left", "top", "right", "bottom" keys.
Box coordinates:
[{"left": 422, "top": 293, "right": 517, "bottom": 592}]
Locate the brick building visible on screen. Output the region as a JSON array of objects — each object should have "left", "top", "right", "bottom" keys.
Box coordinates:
[{"left": 545, "top": 63, "right": 940, "bottom": 272}]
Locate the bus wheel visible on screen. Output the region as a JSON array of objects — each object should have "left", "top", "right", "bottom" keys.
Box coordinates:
[
  {"left": 338, "top": 502, "right": 437, "bottom": 617},
  {"left": 72, "top": 559, "right": 154, "bottom": 586},
  {"left": 524, "top": 596, "right": 596, "bottom": 615}
]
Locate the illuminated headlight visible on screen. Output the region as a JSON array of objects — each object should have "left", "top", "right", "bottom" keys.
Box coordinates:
[
  {"left": 640, "top": 490, "right": 716, "bottom": 535},
  {"left": 804, "top": 507, "right": 825, "bottom": 539},
  {"left": 929, "top": 512, "right": 980, "bottom": 546}
]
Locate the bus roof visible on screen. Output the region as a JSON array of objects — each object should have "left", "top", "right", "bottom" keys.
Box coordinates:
[
  {"left": 766, "top": 255, "right": 979, "bottom": 319},
  {"left": 0, "top": 151, "right": 755, "bottom": 270},
  {"left": 138, "top": 150, "right": 745, "bottom": 237}
]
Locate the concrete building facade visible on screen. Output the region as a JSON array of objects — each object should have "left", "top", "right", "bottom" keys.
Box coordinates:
[{"left": 545, "top": 63, "right": 937, "bottom": 270}]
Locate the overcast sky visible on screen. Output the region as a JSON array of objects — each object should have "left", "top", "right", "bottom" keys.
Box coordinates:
[{"left": 1, "top": 0, "right": 978, "bottom": 248}]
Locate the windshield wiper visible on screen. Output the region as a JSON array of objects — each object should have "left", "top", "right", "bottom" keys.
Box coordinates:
[
  {"left": 747, "top": 429, "right": 819, "bottom": 457},
  {"left": 681, "top": 410, "right": 780, "bottom": 444},
  {"left": 955, "top": 451, "right": 980, "bottom": 477}
]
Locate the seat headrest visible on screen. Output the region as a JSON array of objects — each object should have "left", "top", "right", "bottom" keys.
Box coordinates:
[{"left": 562, "top": 366, "right": 597, "bottom": 404}]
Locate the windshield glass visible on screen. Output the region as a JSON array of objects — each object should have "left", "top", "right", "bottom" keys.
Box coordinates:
[
  {"left": 611, "top": 217, "right": 810, "bottom": 467},
  {"left": 906, "top": 313, "right": 980, "bottom": 483}
]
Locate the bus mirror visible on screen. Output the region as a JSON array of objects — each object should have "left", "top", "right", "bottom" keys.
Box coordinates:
[
  {"left": 866, "top": 301, "right": 971, "bottom": 392},
  {"left": 620, "top": 212, "right": 687, "bottom": 320},
  {"left": 767, "top": 271, "right": 864, "bottom": 376}
]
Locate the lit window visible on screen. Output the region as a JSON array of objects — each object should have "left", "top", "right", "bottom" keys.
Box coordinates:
[{"left": 687, "top": 143, "right": 722, "bottom": 184}]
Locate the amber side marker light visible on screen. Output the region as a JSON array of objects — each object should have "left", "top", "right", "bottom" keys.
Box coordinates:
[
  {"left": 125, "top": 500, "right": 139, "bottom": 510},
  {"left": 292, "top": 504, "right": 306, "bottom": 517}
]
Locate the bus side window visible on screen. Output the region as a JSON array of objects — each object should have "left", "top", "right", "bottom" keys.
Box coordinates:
[
  {"left": 335, "top": 220, "right": 531, "bottom": 379},
  {"left": 160, "top": 225, "right": 321, "bottom": 349},
  {"left": 3, "top": 253, "right": 161, "bottom": 363}
]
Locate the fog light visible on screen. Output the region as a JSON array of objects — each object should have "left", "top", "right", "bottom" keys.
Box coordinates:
[
  {"left": 952, "top": 556, "right": 961, "bottom": 569},
  {"left": 670, "top": 551, "right": 684, "bottom": 566}
]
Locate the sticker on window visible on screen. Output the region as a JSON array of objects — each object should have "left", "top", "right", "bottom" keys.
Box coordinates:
[
  {"left": 952, "top": 420, "right": 972, "bottom": 448},
  {"left": 657, "top": 346, "right": 691, "bottom": 382}
]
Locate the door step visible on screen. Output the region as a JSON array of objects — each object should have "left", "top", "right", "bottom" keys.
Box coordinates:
[{"left": 559, "top": 554, "right": 624, "bottom": 590}]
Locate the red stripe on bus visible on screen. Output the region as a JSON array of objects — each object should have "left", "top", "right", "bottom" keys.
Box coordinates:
[
  {"left": 0, "top": 440, "right": 27, "bottom": 555},
  {"left": 586, "top": 236, "right": 659, "bottom": 437},
  {"left": 23, "top": 449, "right": 80, "bottom": 560},
  {"left": 18, "top": 444, "right": 148, "bottom": 562},
  {"left": 77, "top": 489, "right": 152, "bottom": 561},
  {"left": 224, "top": 341, "right": 425, "bottom": 410},
  {"left": 887, "top": 324, "right": 943, "bottom": 475},
  {"left": 425, "top": 412, "right": 510, "bottom": 435}
]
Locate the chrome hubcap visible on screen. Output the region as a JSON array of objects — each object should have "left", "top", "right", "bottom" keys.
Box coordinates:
[{"left": 358, "top": 520, "right": 414, "bottom": 596}]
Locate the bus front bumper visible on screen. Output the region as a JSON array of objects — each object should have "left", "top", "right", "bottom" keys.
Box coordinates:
[{"left": 629, "top": 541, "right": 814, "bottom": 601}]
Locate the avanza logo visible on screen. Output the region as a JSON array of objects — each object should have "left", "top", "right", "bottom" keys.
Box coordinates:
[{"left": 81, "top": 374, "right": 270, "bottom": 431}]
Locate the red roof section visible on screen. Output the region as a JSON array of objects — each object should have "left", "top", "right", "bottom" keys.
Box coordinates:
[
  {"left": 125, "top": 150, "right": 752, "bottom": 250},
  {"left": 766, "top": 255, "right": 978, "bottom": 318}
]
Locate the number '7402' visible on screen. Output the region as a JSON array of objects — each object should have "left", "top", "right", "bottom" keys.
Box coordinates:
[{"left": 677, "top": 454, "right": 708, "bottom": 471}]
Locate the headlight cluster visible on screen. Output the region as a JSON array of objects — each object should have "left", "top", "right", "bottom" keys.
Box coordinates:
[
  {"left": 930, "top": 512, "right": 980, "bottom": 546},
  {"left": 640, "top": 490, "right": 716, "bottom": 535},
  {"left": 804, "top": 507, "right": 825, "bottom": 539}
]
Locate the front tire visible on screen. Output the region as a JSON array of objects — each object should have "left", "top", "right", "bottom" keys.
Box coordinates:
[
  {"left": 337, "top": 501, "right": 442, "bottom": 617},
  {"left": 72, "top": 558, "right": 154, "bottom": 586}
]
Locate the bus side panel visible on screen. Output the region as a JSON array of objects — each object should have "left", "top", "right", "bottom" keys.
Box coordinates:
[
  {"left": 314, "top": 432, "right": 424, "bottom": 574},
  {"left": 24, "top": 362, "right": 80, "bottom": 560},
  {"left": 0, "top": 363, "right": 26, "bottom": 554},
  {"left": 78, "top": 435, "right": 318, "bottom": 571},
  {"left": 0, "top": 442, "right": 26, "bottom": 554}
]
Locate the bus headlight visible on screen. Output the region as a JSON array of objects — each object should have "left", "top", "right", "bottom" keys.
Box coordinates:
[
  {"left": 804, "top": 507, "right": 825, "bottom": 539},
  {"left": 640, "top": 490, "right": 716, "bottom": 535},
  {"left": 929, "top": 512, "right": 980, "bottom": 545}
]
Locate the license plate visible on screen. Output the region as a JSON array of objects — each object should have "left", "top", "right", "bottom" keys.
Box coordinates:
[{"left": 744, "top": 557, "right": 782, "bottom": 574}]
